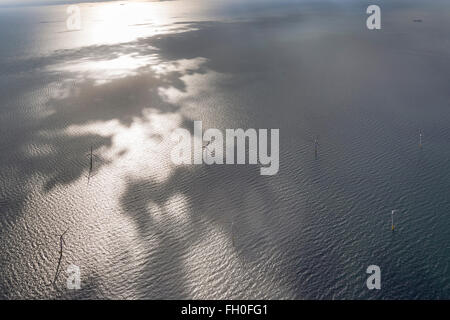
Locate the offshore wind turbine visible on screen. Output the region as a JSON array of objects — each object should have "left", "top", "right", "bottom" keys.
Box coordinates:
[
  {"left": 391, "top": 210, "right": 398, "bottom": 231},
  {"left": 419, "top": 129, "right": 423, "bottom": 148},
  {"left": 87, "top": 146, "right": 93, "bottom": 185},
  {"left": 314, "top": 136, "right": 319, "bottom": 159},
  {"left": 86, "top": 145, "right": 99, "bottom": 185},
  {"left": 231, "top": 218, "right": 235, "bottom": 247}
]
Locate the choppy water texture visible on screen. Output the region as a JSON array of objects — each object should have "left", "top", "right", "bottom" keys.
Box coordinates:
[{"left": 1, "top": 0, "right": 450, "bottom": 299}]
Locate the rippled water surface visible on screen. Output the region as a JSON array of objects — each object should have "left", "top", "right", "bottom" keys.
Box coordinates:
[{"left": 1, "top": 0, "right": 450, "bottom": 299}]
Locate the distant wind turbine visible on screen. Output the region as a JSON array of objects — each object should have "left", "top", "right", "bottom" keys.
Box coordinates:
[
  {"left": 86, "top": 146, "right": 99, "bottom": 185},
  {"left": 419, "top": 129, "right": 423, "bottom": 148},
  {"left": 314, "top": 136, "right": 319, "bottom": 159},
  {"left": 231, "top": 218, "right": 235, "bottom": 247},
  {"left": 391, "top": 210, "right": 398, "bottom": 231}
]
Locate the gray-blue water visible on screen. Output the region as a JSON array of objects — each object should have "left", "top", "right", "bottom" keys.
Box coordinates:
[{"left": 1, "top": 0, "right": 450, "bottom": 299}]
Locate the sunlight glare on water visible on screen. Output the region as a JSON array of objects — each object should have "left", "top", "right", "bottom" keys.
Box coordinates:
[{"left": 1, "top": 0, "right": 450, "bottom": 300}]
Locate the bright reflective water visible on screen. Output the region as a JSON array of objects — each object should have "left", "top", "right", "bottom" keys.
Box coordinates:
[{"left": 1, "top": 0, "right": 450, "bottom": 299}]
